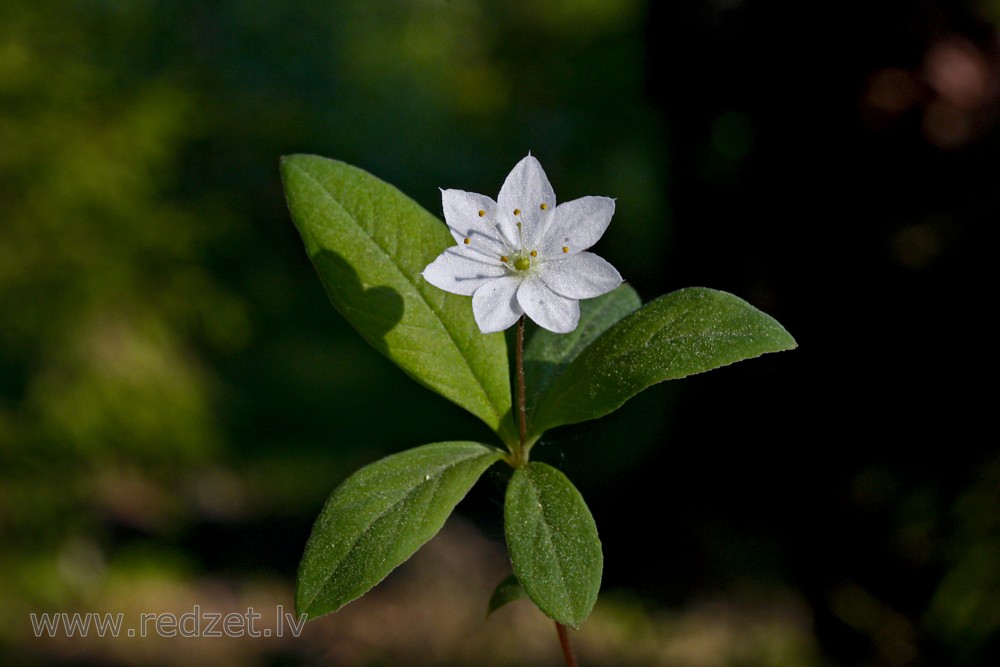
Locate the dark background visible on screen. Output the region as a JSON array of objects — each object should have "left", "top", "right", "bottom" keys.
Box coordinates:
[{"left": 2, "top": 1, "right": 996, "bottom": 665}]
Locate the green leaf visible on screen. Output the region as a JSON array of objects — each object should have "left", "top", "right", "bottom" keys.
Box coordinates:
[
  {"left": 297, "top": 441, "right": 503, "bottom": 620},
  {"left": 529, "top": 287, "right": 797, "bottom": 436},
  {"left": 524, "top": 284, "right": 641, "bottom": 416},
  {"left": 281, "top": 155, "right": 515, "bottom": 444},
  {"left": 486, "top": 574, "right": 527, "bottom": 617},
  {"left": 504, "top": 462, "right": 602, "bottom": 628}
]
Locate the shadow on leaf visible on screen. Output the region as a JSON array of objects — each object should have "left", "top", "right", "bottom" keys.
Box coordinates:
[{"left": 312, "top": 248, "right": 405, "bottom": 352}]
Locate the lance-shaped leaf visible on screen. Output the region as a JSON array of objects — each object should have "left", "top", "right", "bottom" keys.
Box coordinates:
[
  {"left": 282, "top": 155, "right": 515, "bottom": 444},
  {"left": 297, "top": 441, "right": 503, "bottom": 620},
  {"left": 505, "top": 463, "right": 602, "bottom": 628},
  {"left": 524, "top": 284, "right": 641, "bottom": 415},
  {"left": 529, "top": 287, "right": 797, "bottom": 436}
]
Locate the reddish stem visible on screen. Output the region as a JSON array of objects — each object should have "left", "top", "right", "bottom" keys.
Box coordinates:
[
  {"left": 515, "top": 315, "right": 527, "bottom": 458},
  {"left": 555, "top": 622, "right": 578, "bottom": 667}
]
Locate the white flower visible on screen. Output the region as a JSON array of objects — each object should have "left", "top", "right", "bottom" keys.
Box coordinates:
[{"left": 421, "top": 155, "right": 623, "bottom": 334}]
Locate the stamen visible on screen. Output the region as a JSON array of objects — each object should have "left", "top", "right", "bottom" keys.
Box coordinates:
[
  {"left": 530, "top": 250, "right": 537, "bottom": 257},
  {"left": 513, "top": 208, "right": 521, "bottom": 216},
  {"left": 540, "top": 203, "right": 548, "bottom": 210},
  {"left": 562, "top": 246, "right": 569, "bottom": 253},
  {"left": 500, "top": 255, "right": 510, "bottom": 263},
  {"left": 479, "top": 211, "right": 510, "bottom": 247},
  {"left": 463, "top": 238, "right": 471, "bottom": 245}
]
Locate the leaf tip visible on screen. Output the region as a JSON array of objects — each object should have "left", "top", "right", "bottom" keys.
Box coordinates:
[
  {"left": 774, "top": 326, "right": 798, "bottom": 351},
  {"left": 486, "top": 574, "right": 527, "bottom": 618},
  {"left": 293, "top": 592, "right": 317, "bottom": 622}
]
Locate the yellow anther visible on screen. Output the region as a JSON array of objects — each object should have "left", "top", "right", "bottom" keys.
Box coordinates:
[
  {"left": 463, "top": 237, "right": 470, "bottom": 245},
  {"left": 500, "top": 255, "right": 510, "bottom": 263},
  {"left": 478, "top": 209, "right": 486, "bottom": 217},
  {"left": 540, "top": 203, "right": 548, "bottom": 210},
  {"left": 513, "top": 208, "right": 521, "bottom": 216},
  {"left": 562, "top": 246, "right": 569, "bottom": 253},
  {"left": 530, "top": 250, "right": 537, "bottom": 257}
]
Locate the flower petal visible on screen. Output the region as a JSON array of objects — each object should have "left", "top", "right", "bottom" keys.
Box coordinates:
[
  {"left": 441, "top": 189, "right": 510, "bottom": 252},
  {"left": 538, "top": 196, "right": 615, "bottom": 257},
  {"left": 472, "top": 275, "right": 523, "bottom": 333},
  {"left": 517, "top": 277, "right": 580, "bottom": 334},
  {"left": 540, "top": 252, "right": 623, "bottom": 299},
  {"left": 422, "top": 247, "right": 507, "bottom": 296},
  {"left": 497, "top": 155, "right": 556, "bottom": 249}
]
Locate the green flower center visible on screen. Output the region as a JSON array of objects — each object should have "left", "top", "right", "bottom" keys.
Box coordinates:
[{"left": 513, "top": 255, "right": 531, "bottom": 271}]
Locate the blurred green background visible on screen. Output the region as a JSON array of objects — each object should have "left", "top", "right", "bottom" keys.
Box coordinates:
[{"left": 1, "top": 1, "right": 997, "bottom": 665}]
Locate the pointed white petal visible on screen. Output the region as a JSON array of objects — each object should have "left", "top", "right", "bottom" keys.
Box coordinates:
[
  {"left": 541, "top": 252, "right": 623, "bottom": 299},
  {"left": 517, "top": 277, "right": 580, "bottom": 333},
  {"left": 538, "top": 196, "right": 615, "bottom": 257},
  {"left": 497, "top": 155, "right": 556, "bottom": 250},
  {"left": 440, "top": 189, "right": 510, "bottom": 252},
  {"left": 421, "top": 247, "right": 506, "bottom": 296},
  {"left": 472, "top": 275, "right": 523, "bottom": 333}
]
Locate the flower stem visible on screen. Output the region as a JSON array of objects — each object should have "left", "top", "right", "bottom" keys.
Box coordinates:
[
  {"left": 515, "top": 319, "right": 577, "bottom": 664},
  {"left": 555, "top": 622, "right": 578, "bottom": 667},
  {"left": 514, "top": 314, "right": 528, "bottom": 464}
]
